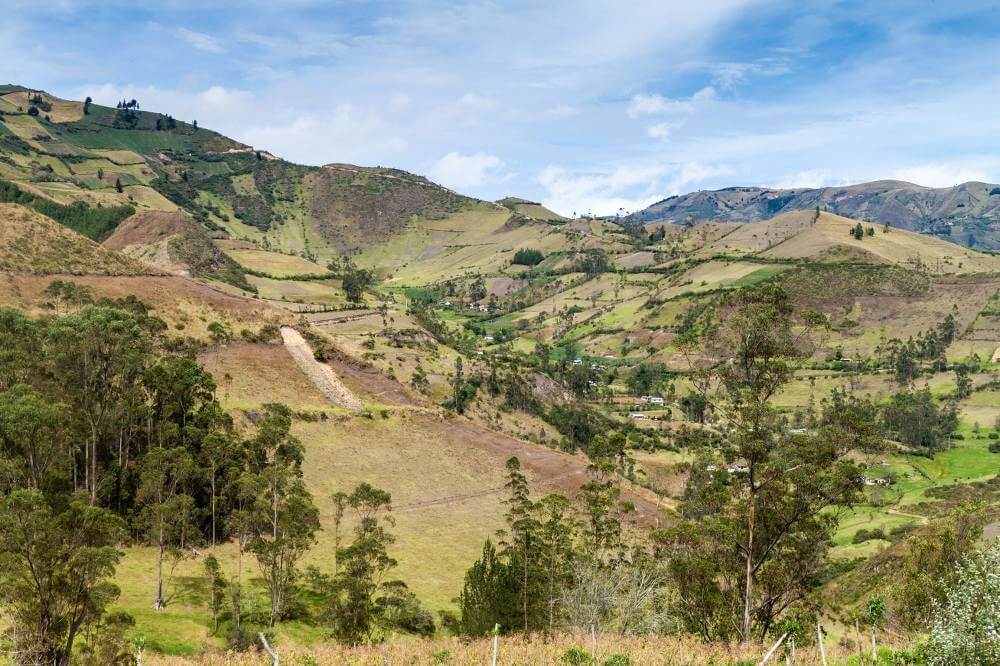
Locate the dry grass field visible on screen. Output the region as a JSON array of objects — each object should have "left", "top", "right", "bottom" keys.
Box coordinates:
[{"left": 0, "top": 203, "right": 150, "bottom": 275}]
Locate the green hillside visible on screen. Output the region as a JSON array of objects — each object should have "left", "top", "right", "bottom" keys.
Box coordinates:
[{"left": 0, "top": 86, "right": 998, "bottom": 664}]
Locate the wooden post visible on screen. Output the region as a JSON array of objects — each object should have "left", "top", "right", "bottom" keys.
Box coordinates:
[
  {"left": 790, "top": 636, "right": 795, "bottom": 664},
  {"left": 816, "top": 623, "right": 827, "bottom": 666},
  {"left": 259, "top": 632, "right": 278, "bottom": 666},
  {"left": 491, "top": 623, "right": 499, "bottom": 666},
  {"left": 871, "top": 625, "right": 877, "bottom": 663},
  {"left": 854, "top": 618, "right": 864, "bottom": 664},
  {"left": 590, "top": 624, "right": 596, "bottom": 660},
  {"left": 757, "top": 632, "right": 788, "bottom": 666}
]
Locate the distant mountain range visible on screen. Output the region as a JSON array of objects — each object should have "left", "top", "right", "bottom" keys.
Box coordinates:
[{"left": 628, "top": 180, "right": 1000, "bottom": 251}]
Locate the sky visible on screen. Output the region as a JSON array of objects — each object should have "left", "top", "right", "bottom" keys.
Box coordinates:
[{"left": 6, "top": 0, "right": 1000, "bottom": 216}]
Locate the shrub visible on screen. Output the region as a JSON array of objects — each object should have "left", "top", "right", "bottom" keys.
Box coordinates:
[
  {"left": 603, "top": 656, "right": 632, "bottom": 666},
  {"left": 512, "top": 248, "right": 545, "bottom": 266},
  {"left": 561, "top": 646, "right": 593, "bottom": 664},
  {"left": 924, "top": 540, "right": 1000, "bottom": 664},
  {"left": 852, "top": 527, "right": 887, "bottom": 544}
]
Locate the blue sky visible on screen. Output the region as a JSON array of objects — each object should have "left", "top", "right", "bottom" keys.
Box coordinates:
[{"left": 6, "top": 0, "right": 1000, "bottom": 215}]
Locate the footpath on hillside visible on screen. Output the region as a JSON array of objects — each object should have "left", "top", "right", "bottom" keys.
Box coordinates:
[
  {"left": 286, "top": 325, "right": 670, "bottom": 524},
  {"left": 280, "top": 326, "right": 364, "bottom": 410}
]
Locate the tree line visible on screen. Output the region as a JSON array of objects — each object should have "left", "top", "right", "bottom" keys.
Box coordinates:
[
  {"left": 0, "top": 300, "right": 427, "bottom": 662},
  {"left": 0, "top": 178, "right": 135, "bottom": 241}
]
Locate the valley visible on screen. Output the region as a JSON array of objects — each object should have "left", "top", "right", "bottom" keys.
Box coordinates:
[{"left": 0, "top": 86, "right": 997, "bottom": 664}]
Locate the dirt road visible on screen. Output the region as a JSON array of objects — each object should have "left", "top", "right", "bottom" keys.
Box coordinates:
[{"left": 280, "top": 326, "right": 364, "bottom": 410}]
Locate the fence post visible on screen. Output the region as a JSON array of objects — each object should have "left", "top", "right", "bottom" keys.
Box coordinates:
[
  {"left": 758, "top": 632, "right": 788, "bottom": 666},
  {"left": 491, "top": 623, "right": 500, "bottom": 666},
  {"left": 816, "top": 623, "right": 827, "bottom": 666}
]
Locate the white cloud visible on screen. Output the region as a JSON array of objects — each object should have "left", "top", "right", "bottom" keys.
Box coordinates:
[
  {"left": 429, "top": 152, "right": 507, "bottom": 189},
  {"left": 708, "top": 60, "right": 790, "bottom": 89},
  {"left": 30, "top": 0, "right": 1000, "bottom": 208},
  {"left": 243, "top": 107, "right": 408, "bottom": 165},
  {"left": 667, "top": 162, "right": 734, "bottom": 193},
  {"left": 770, "top": 169, "right": 840, "bottom": 189},
  {"left": 627, "top": 87, "right": 715, "bottom": 117},
  {"left": 538, "top": 161, "right": 731, "bottom": 217},
  {"left": 82, "top": 83, "right": 408, "bottom": 165},
  {"left": 891, "top": 163, "right": 993, "bottom": 188},
  {"left": 174, "top": 27, "right": 224, "bottom": 54},
  {"left": 647, "top": 120, "right": 684, "bottom": 141},
  {"left": 85, "top": 83, "right": 253, "bottom": 128},
  {"left": 538, "top": 164, "right": 666, "bottom": 216}
]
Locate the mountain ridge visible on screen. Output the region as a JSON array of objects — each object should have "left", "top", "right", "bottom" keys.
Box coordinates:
[{"left": 629, "top": 179, "right": 1000, "bottom": 251}]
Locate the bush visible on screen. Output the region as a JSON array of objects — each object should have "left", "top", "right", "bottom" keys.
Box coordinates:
[
  {"left": 603, "top": 656, "right": 632, "bottom": 666},
  {"left": 561, "top": 646, "right": 593, "bottom": 664},
  {"left": 924, "top": 540, "right": 1000, "bottom": 664},
  {"left": 512, "top": 248, "right": 545, "bottom": 266},
  {"left": 852, "top": 527, "right": 887, "bottom": 544},
  {"left": 989, "top": 442, "right": 1000, "bottom": 454}
]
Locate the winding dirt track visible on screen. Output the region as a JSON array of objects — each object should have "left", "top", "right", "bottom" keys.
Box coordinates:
[
  {"left": 280, "top": 326, "right": 364, "bottom": 410},
  {"left": 284, "top": 325, "right": 672, "bottom": 524},
  {"left": 323, "top": 359, "right": 670, "bottom": 524}
]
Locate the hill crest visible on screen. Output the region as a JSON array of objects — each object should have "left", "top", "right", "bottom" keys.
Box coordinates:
[{"left": 630, "top": 179, "right": 1000, "bottom": 251}]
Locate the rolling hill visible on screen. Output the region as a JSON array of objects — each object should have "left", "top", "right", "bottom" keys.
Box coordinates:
[
  {"left": 103, "top": 209, "right": 252, "bottom": 289},
  {"left": 629, "top": 179, "right": 1000, "bottom": 251},
  {"left": 0, "top": 84, "right": 998, "bottom": 661},
  {"left": 0, "top": 202, "right": 149, "bottom": 275}
]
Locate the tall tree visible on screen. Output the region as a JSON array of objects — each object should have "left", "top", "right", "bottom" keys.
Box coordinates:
[
  {"left": 327, "top": 482, "right": 409, "bottom": 643},
  {"left": 0, "top": 491, "right": 124, "bottom": 665},
  {"left": 46, "top": 307, "right": 150, "bottom": 504},
  {"left": 137, "top": 446, "right": 197, "bottom": 610},
  {"left": 243, "top": 404, "right": 319, "bottom": 627},
  {"left": 0, "top": 384, "right": 66, "bottom": 491},
  {"left": 458, "top": 538, "right": 520, "bottom": 636},
  {"left": 672, "top": 285, "right": 863, "bottom": 641},
  {"left": 501, "top": 456, "right": 541, "bottom": 632}
]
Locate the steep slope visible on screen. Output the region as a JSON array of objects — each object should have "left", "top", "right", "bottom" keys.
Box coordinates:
[
  {"left": 631, "top": 180, "right": 1000, "bottom": 250},
  {"left": 0, "top": 203, "right": 149, "bottom": 275},
  {"left": 104, "top": 210, "right": 252, "bottom": 289}
]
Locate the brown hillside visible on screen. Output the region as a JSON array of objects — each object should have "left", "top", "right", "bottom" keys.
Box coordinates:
[
  {"left": 0, "top": 203, "right": 150, "bottom": 275},
  {"left": 103, "top": 209, "right": 189, "bottom": 251},
  {"left": 105, "top": 210, "right": 251, "bottom": 288}
]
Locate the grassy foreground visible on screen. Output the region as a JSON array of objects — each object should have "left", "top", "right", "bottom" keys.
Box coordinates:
[{"left": 143, "top": 631, "right": 915, "bottom": 665}]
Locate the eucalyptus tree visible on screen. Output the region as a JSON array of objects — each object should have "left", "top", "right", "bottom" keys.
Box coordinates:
[{"left": 666, "top": 285, "right": 865, "bottom": 641}]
